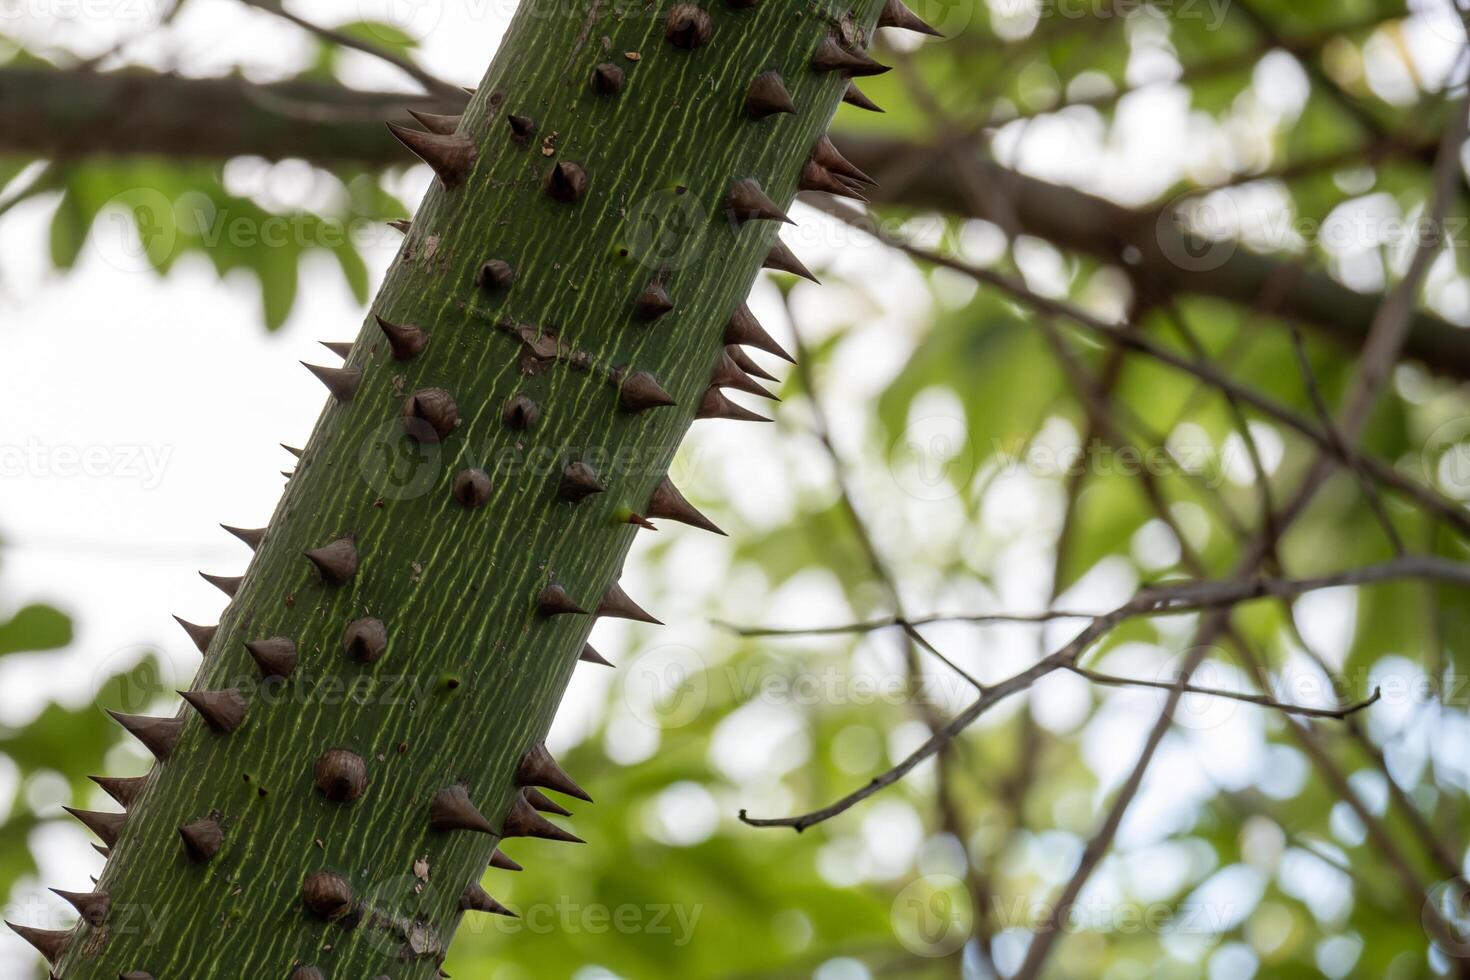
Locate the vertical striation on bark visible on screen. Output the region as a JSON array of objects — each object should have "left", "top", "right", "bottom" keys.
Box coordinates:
[{"left": 8, "top": 0, "right": 934, "bottom": 975}]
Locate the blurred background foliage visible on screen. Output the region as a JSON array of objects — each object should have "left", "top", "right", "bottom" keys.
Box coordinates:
[{"left": 2, "top": 0, "right": 1470, "bottom": 977}]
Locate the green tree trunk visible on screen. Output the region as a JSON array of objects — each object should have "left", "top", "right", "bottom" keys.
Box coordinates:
[{"left": 10, "top": 0, "right": 912, "bottom": 976}]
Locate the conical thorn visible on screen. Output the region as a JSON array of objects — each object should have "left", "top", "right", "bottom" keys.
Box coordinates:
[
  {"left": 597, "top": 582, "right": 662, "bottom": 624},
  {"left": 221, "top": 524, "right": 266, "bottom": 551},
  {"left": 698, "top": 387, "right": 773, "bottom": 423},
  {"left": 107, "top": 710, "right": 184, "bottom": 762},
  {"left": 879, "top": 0, "right": 943, "bottom": 36},
  {"left": 429, "top": 784, "right": 496, "bottom": 834},
  {"left": 179, "top": 689, "right": 248, "bottom": 734},
  {"left": 648, "top": 477, "right": 725, "bottom": 535},
  {"left": 724, "top": 178, "right": 793, "bottom": 225},
  {"left": 173, "top": 616, "right": 217, "bottom": 654},
  {"left": 386, "top": 122, "right": 478, "bottom": 189},
  {"left": 764, "top": 238, "right": 819, "bottom": 282},
  {"left": 516, "top": 743, "right": 593, "bottom": 802},
  {"left": 725, "top": 304, "right": 795, "bottom": 362},
  {"left": 745, "top": 70, "right": 796, "bottom": 118},
  {"left": 500, "top": 792, "right": 584, "bottom": 843},
  {"left": 375, "top": 314, "right": 430, "bottom": 361},
  {"left": 62, "top": 806, "right": 127, "bottom": 848}
]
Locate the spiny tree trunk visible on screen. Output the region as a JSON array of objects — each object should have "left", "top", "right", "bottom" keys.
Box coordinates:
[{"left": 7, "top": 0, "right": 927, "bottom": 977}]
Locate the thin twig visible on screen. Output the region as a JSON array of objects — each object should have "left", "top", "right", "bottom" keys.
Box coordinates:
[
  {"left": 237, "top": 0, "right": 462, "bottom": 98},
  {"left": 1063, "top": 663, "right": 1380, "bottom": 719},
  {"left": 811, "top": 199, "right": 1470, "bottom": 539}
]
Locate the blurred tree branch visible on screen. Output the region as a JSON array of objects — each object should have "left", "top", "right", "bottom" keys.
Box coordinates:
[{"left": 2, "top": 67, "right": 1466, "bottom": 377}]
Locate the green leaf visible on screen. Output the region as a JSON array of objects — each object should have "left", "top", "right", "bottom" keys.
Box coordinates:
[{"left": 0, "top": 603, "right": 71, "bottom": 656}]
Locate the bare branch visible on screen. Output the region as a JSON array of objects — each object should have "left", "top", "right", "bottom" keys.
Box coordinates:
[
  {"left": 811, "top": 198, "right": 1470, "bottom": 539},
  {"left": 736, "top": 554, "right": 1470, "bottom": 831},
  {"left": 237, "top": 0, "right": 463, "bottom": 98},
  {"left": 1063, "top": 664, "right": 1381, "bottom": 719}
]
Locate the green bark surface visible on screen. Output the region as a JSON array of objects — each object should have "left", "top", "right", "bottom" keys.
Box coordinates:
[{"left": 55, "top": 0, "right": 884, "bottom": 976}]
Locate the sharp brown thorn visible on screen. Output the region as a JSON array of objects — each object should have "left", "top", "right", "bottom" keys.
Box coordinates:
[
  {"left": 878, "top": 0, "right": 943, "bottom": 36},
  {"left": 697, "top": 386, "right": 773, "bottom": 423},
  {"left": 597, "top": 582, "right": 663, "bottom": 624},
  {"left": 375, "top": 314, "right": 430, "bottom": 360},
  {"left": 618, "top": 370, "right": 677, "bottom": 414},
  {"left": 711, "top": 350, "right": 779, "bottom": 400},
  {"left": 199, "top": 571, "right": 243, "bottom": 597},
  {"left": 89, "top": 774, "right": 147, "bottom": 809},
  {"left": 489, "top": 848, "right": 523, "bottom": 872},
  {"left": 179, "top": 688, "right": 248, "bottom": 734},
  {"left": 725, "top": 303, "right": 795, "bottom": 362},
  {"left": 559, "top": 461, "right": 605, "bottom": 502},
  {"left": 723, "top": 177, "right": 793, "bottom": 225},
  {"left": 173, "top": 615, "right": 217, "bottom": 654},
  {"left": 4, "top": 921, "right": 70, "bottom": 965},
  {"left": 178, "top": 817, "right": 224, "bottom": 862},
  {"left": 461, "top": 882, "right": 517, "bottom": 917},
  {"left": 302, "top": 361, "right": 363, "bottom": 402},
  {"left": 524, "top": 786, "right": 573, "bottom": 817},
  {"left": 304, "top": 535, "right": 359, "bottom": 586},
  {"left": 220, "top": 524, "right": 266, "bottom": 551},
  {"left": 812, "top": 135, "right": 877, "bottom": 185},
  {"left": 810, "top": 35, "right": 891, "bottom": 76},
  {"left": 245, "top": 636, "right": 298, "bottom": 678},
  {"left": 477, "top": 258, "right": 516, "bottom": 292},
  {"left": 744, "top": 70, "right": 796, "bottom": 118},
  {"left": 634, "top": 278, "right": 674, "bottom": 321},
  {"left": 500, "top": 792, "right": 585, "bottom": 843},
  {"left": 385, "top": 122, "right": 478, "bottom": 189},
  {"left": 728, "top": 344, "right": 778, "bottom": 382},
  {"left": 843, "top": 80, "right": 885, "bottom": 112},
  {"left": 62, "top": 806, "right": 127, "bottom": 848},
  {"left": 647, "top": 477, "right": 725, "bottom": 535},
  {"left": 536, "top": 583, "right": 588, "bottom": 617},
  {"left": 799, "top": 160, "right": 869, "bottom": 201},
  {"left": 545, "top": 160, "right": 589, "bottom": 203},
  {"left": 764, "top": 237, "right": 819, "bottom": 282},
  {"left": 516, "top": 743, "right": 593, "bottom": 801},
  {"left": 429, "top": 784, "right": 495, "bottom": 834},
  {"left": 665, "top": 3, "right": 713, "bottom": 48},
  {"left": 580, "top": 643, "right": 615, "bottom": 667},
  {"left": 342, "top": 617, "right": 388, "bottom": 664},
  {"left": 407, "top": 109, "right": 464, "bottom": 134},
  {"left": 50, "top": 888, "right": 109, "bottom": 927},
  {"left": 107, "top": 710, "right": 184, "bottom": 761},
  {"left": 590, "top": 62, "right": 626, "bottom": 95}
]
